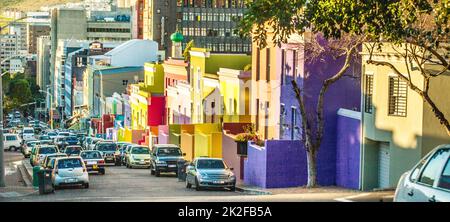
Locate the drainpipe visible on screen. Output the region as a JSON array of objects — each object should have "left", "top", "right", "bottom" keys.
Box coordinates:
[{"left": 359, "top": 64, "right": 365, "bottom": 191}]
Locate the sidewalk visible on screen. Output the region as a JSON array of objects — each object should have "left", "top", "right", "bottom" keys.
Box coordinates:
[{"left": 0, "top": 160, "right": 38, "bottom": 199}]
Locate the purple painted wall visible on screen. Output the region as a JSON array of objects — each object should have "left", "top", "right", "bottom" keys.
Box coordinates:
[
  {"left": 244, "top": 140, "right": 307, "bottom": 188},
  {"left": 278, "top": 35, "right": 361, "bottom": 186},
  {"left": 336, "top": 111, "right": 361, "bottom": 189},
  {"left": 158, "top": 125, "right": 169, "bottom": 144}
]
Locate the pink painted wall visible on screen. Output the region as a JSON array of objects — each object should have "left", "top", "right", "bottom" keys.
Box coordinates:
[{"left": 148, "top": 96, "right": 166, "bottom": 126}]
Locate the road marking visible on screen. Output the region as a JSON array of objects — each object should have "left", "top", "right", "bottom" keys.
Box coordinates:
[{"left": 334, "top": 193, "right": 371, "bottom": 202}]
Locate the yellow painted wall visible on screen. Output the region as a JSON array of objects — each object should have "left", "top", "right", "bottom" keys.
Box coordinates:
[{"left": 181, "top": 132, "right": 195, "bottom": 161}]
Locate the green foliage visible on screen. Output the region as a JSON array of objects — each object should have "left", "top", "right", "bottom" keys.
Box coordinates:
[
  {"left": 243, "top": 64, "right": 252, "bottom": 71},
  {"left": 234, "top": 124, "right": 264, "bottom": 146},
  {"left": 2, "top": 71, "right": 43, "bottom": 115},
  {"left": 183, "top": 40, "right": 195, "bottom": 62}
]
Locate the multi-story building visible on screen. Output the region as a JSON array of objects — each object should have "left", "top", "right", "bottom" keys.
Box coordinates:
[
  {"left": 26, "top": 11, "right": 51, "bottom": 54},
  {"left": 9, "top": 22, "right": 30, "bottom": 55},
  {"left": 36, "top": 36, "right": 51, "bottom": 91},
  {"left": 64, "top": 41, "right": 119, "bottom": 118},
  {"left": 360, "top": 43, "right": 450, "bottom": 190},
  {"left": 142, "top": 0, "right": 250, "bottom": 57},
  {"left": 86, "top": 8, "right": 133, "bottom": 42},
  {"left": 83, "top": 39, "right": 158, "bottom": 117},
  {"left": 0, "top": 34, "right": 26, "bottom": 73}
]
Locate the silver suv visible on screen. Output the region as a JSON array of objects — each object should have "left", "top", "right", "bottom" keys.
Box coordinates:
[{"left": 185, "top": 157, "right": 236, "bottom": 191}]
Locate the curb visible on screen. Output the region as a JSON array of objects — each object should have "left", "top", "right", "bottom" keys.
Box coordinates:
[
  {"left": 20, "top": 160, "right": 34, "bottom": 187},
  {"left": 236, "top": 186, "right": 272, "bottom": 195},
  {"left": 18, "top": 164, "right": 32, "bottom": 187}
]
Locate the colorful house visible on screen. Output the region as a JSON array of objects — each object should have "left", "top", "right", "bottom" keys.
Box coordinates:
[
  {"left": 189, "top": 47, "right": 251, "bottom": 124},
  {"left": 245, "top": 31, "right": 361, "bottom": 188},
  {"left": 360, "top": 43, "right": 450, "bottom": 190}
]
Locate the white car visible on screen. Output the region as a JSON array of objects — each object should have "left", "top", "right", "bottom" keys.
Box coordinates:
[
  {"left": 88, "top": 138, "right": 104, "bottom": 150},
  {"left": 394, "top": 144, "right": 450, "bottom": 202},
  {"left": 33, "top": 145, "right": 58, "bottom": 166},
  {"left": 3, "top": 134, "right": 22, "bottom": 151},
  {"left": 52, "top": 157, "right": 89, "bottom": 189},
  {"left": 22, "top": 127, "right": 35, "bottom": 140},
  {"left": 126, "top": 145, "right": 151, "bottom": 169}
]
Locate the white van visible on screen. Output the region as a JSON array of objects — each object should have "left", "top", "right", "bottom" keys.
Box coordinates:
[
  {"left": 22, "top": 127, "right": 35, "bottom": 140},
  {"left": 3, "top": 134, "right": 22, "bottom": 151}
]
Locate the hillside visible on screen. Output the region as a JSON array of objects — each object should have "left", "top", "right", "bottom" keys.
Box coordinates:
[{"left": 0, "top": 0, "right": 82, "bottom": 12}]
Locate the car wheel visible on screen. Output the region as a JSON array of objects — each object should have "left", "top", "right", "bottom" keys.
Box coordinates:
[
  {"left": 155, "top": 170, "right": 160, "bottom": 177},
  {"left": 195, "top": 178, "right": 202, "bottom": 191},
  {"left": 15, "top": 147, "right": 19, "bottom": 152},
  {"left": 230, "top": 186, "right": 236, "bottom": 192},
  {"left": 150, "top": 168, "right": 155, "bottom": 175},
  {"left": 8, "top": 147, "right": 14, "bottom": 151},
  {"left": 186, "top": 179, "right": 192, "bottom": 189},
  {"left": 84, "top": 183, "right": 89, "bottom": 189}
]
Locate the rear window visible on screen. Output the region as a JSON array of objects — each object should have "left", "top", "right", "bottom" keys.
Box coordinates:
[
  {"left": 97, "top": 143, "right": 116, "bottom": 152},
  {"left": 23, "top": 129, "right": 34, "bottom": 134},
  {"left": 57, "top": 159, "right": 82, "bottom": 169},
  {"left": 81, "top": 151, "right": 102, "bottom": 159},
  {"left": 66, "top": 137, "right": 78, "bottom": 141},
  {"left": 38, "top": 147, "right": 57, "bottom": 154},
  {"left": 39, "top": 136, "right": 50, "bottom": 140},
  {"left": 132, "top": 147, "right": 150, "bottom": 154},
  {"left": 157, "top": 147, "right": 182, "bottom": 156}
]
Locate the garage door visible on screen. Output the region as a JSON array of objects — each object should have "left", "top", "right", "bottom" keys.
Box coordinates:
[{"left": 378, "top": 143, "right": 390, "bottom": 189}]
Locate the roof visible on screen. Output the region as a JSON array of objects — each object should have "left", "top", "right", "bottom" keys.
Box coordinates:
[
  {"left": 104, "top": 39, "right": 155, "bottom": 56},
  {"left": 153, "top": 144, "right": 180, "bottom": 148},
  {"left": 93, "top": 66, "right": 143, "bottom": 75}
]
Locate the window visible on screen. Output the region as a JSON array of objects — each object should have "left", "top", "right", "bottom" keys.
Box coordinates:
[
  {"left": 266, "top": 48, "right": 270, "bottom": 82},
  {"left": 388, "top": 76, "right": 408, "bottom": 116},
  {"left": 419, "top": 149, "right": 450, "bottom": 186},
  {"left": 281, "top": 49, "right": 286, "bottom": 85},
  {"left": 293, "top": 50, "right": 298, "bottom": 81},
  {"left": 256, "top": 49, "right": 260, "bottom": 81},
  {"left": 364, "top": 74, "right": 374, "bottom": 113},
  {"left": 122, "top": 80, "right": 128, "bottom": 85},
  {"left": 438, "top": 158, "right": 450, "bottom": 190}
]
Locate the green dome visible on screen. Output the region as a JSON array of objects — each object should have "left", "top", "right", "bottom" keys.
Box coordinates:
[{"left": 170, "top": 32, "right": 184, "bottom": 43}]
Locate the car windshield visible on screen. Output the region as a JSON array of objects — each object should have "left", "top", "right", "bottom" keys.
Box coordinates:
[
  {"left": 97, "top": 144, "right": 116, "bottom": 152},
  {"left": 47, "top": 132, "right": 57, "bottom": 136},
  {"left": 59, "top": 132, "right": 69, "bottom": 136},
  {"left": 157, "top": 147, "right": 182, "bottom": 156},
  {"left": 57, "top": 159, "right": 82, "bottom": 169},
  {"left": 132, "top": 147, "right": 150, "bottom": 154},
  {"left": 197, "top": 159, "right": 226, "bottom": 169},
  {"left": 39, "top": 147, "right": 57, "bottom": 154},
  {"left": 23, "top": 129, "right": 33, "bottom": 134},
  {"left": 81, "top": 151, "right": 102, "bottom": 159}
]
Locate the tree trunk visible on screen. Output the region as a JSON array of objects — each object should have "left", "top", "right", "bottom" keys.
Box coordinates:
[{"left": 306, "top": 148, "right": 317, "bottom": 188}]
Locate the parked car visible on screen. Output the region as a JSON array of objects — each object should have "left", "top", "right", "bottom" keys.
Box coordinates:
[
  {"left": 64, "top": 136, "right": 80, "bottom": 146},
  {"left": 185, "top": 157, "right": 236, "bottom": 191},
  {"left": 54, "top": 136, "right": 67, "bottom": 150},
  {"left": 22, "top": 140, "right": 40, "bottom": 158},
  {"left": 80, "top": 150, "right": 105, "bottom": 175},
  {"left": 93, "top": 141, "right": 117, "bottom": 163},
  {"left": 22, "top": 127, "right": 35, "bottom": 140},
  {"left": 114, "top": 142, "right": 131, "bottom": 166},
  {"left": 46, "top": 131, "right": 58, "bottom": 139},
  {"left": 122, "top": 144, "right": 136, "bottom": 165},
  {"left": 87, "top": 137, "right": 104, "bottom": 150},
  {"left": 126, "top": 145, "right": 151, "bottom": 169},
  {"left": 37, "top": 135, "right": 53, "bottom": 144},
  {"left": 150, "top": 144, "right": 185, "bottom": 176},
  {"left": 394, "top": 144, "right": 450, "bottom": 202},
  {"left": 42, "top": 153, "right": 68, "bottom": 170},
  {"left": 3, "top": 134, "right": 22, "bottom": 151},
  {"left": 52, "top": 157, "right": 89, "bottom": 189},
  {"left": 33, "top": 145, "right": 58, "bottom": 166},
  {"left": 63, "top": 145, "right": 83, "bottom": 156}
]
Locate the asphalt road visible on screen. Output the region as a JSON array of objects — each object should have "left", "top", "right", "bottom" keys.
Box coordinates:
[{"left": 1, "top": 151, "right": 393, "bottom": 202}]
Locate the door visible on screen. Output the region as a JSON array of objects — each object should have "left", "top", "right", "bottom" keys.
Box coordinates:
[{"left": 378, "top": 143, "right": 390, "bottom": 189}]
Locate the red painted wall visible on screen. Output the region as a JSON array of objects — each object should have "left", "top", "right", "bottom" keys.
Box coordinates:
[{"left": 147, "top": 96, "right": 166, "bottom": 126}]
